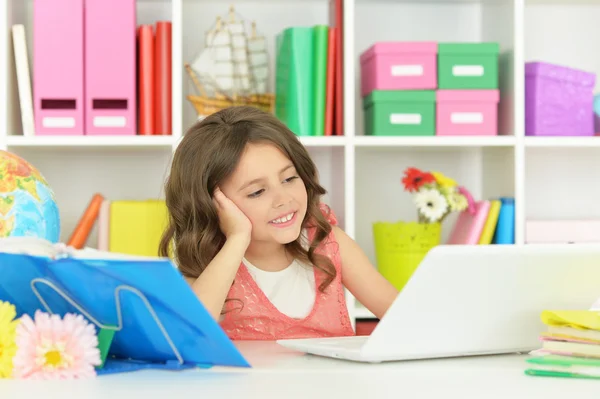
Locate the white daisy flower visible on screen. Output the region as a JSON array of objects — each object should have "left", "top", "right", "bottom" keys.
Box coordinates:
[{"left": 414, "top": 188, "right": 448, "bottom": 223}]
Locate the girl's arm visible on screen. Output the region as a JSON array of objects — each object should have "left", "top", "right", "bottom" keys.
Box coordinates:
[
  {"left": 333, "top": 226, "right": 399, "bottom": 319},
  {"left": 185, "top": 187, "right": 252, "bottom": 320},
  {"left": 185, "top": 235, "right": 248, "bottom": 320}
]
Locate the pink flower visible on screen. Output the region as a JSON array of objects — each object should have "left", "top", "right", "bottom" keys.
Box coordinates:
[
  {"left": 457, "top": 186, "right": 476, "bottom": 215},
  {"left": 12, "top": 311, "right": 102, "bottom": 379}
]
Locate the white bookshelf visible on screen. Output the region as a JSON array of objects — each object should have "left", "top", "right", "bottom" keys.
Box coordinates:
[{"left": 2, "top": 0, "right": 598, "bottom": 322}]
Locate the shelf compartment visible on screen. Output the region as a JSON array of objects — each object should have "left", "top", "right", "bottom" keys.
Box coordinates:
[
  {"left": 354, "top": 0, "right": 516, "bottom": 138},
  {"left": 180, "top": 0, "right": 334, "bottom": 135},
  {"left": 524, "top": 0, "right": 600, "bottom": 138},
  {"left": 355, "top": 146, "right": 516, "bottom": 267},
  {"left": 5, "top": 0, "right": 178, "bottom": 138},
  {"left": 7, "top": 147, "right": 173, "bottom": 244}
]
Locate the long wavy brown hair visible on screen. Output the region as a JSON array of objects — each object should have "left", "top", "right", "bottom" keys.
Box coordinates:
[{"left": 159, "top": 106, "right": 336, "bottom": 293}]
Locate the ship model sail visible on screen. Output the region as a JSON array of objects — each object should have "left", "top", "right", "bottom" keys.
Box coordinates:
[{"left": 185, "top": 6, "right": 274, "bottom": 118}]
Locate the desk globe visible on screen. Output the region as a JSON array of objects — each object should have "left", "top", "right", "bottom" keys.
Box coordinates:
[{"left": 0, "top": 150, "right": 60, "bottom": 242}]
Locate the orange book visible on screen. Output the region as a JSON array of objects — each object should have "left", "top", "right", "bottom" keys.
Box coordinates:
[
  {"left": 68, "top": 193, "right": 104, "bottom": 249},
  {"left": 138, "top": 25, "right": 154, "bottom": 135},
  {"left": 324, "top": 27, "right": 336, "bottom": 136},
  {"left": 154, "top": 21, "right": 172, "bottom": 135}
]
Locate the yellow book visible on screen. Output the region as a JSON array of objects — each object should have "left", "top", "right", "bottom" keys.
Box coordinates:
[
  {"left": 542, "top": 310, "right": 600, "bottom": 331},
  {"left": 478, "top": 199, "right": 501, "bottom": 244},
  {"left": 109, "top": 200, "right": 168, "bottom": 257}
]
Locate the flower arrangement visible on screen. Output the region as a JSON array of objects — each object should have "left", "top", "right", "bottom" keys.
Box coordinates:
[
  {"left": 0, "top": 300, "right": 101, "bottom": 379},
  {"left": 401, "top": 167, "right": 475, "bottom": 224}
]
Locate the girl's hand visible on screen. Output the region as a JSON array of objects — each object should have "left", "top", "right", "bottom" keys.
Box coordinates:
[{"left": 213, "top": 187, "right": 252, "bottom": 245}]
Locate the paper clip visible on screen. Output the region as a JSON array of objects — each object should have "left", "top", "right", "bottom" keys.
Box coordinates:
[{"left": 29, "top": 277, "right": 184, "bottom": 365}]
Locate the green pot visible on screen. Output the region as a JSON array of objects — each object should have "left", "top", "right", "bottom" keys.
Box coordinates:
[{"left": 373, "top": 221, "right": 441, "bottom": 291}]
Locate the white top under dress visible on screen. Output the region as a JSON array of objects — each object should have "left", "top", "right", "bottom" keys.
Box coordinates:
[{"left": 242, "top": 257, "right": 316, "bottom": 319}]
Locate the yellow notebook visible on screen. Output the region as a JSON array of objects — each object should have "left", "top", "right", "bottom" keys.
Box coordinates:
[
  {"left": 542, "top": 310, "right": 600, "bottom": 331},
  {"left": 478, "top": 199, "right": 501, "bottom": 244},
  {"left": 109, "top": 200, "right": 168, "bottom": 257}
]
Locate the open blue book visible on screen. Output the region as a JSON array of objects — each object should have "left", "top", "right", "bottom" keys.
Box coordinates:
[{"left": 0, "top": 237, "right": 250, "bottom": 374}]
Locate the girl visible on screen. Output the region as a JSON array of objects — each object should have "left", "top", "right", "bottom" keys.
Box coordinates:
[{"left": 159, "top": 106, "right": 398, "bottom": 340}]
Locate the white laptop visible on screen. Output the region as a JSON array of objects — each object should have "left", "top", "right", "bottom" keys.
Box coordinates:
[{"left": 277, "top": 244, "right": 600, "bottom": 363}]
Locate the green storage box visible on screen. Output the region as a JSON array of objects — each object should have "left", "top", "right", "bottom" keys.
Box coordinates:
[
  {"left": 363, "top": 90, "right": 436, "bottom": 136},
  {"left": 438, "top": 42, "right": 499, "bottom": 89}
]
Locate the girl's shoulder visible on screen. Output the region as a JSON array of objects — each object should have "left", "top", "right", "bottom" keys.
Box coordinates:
[{"left": 317, "top": 202, "right": 338, "bottom": 226}]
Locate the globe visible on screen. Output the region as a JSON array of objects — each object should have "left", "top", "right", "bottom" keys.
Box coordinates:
[{"left": 0, "top": 150, "right": 60, "bottom": 243}]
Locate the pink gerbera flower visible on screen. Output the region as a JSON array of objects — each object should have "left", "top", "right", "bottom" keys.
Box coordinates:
[{"left": 12, "top": 311, "right": 102, "bottom": 379}]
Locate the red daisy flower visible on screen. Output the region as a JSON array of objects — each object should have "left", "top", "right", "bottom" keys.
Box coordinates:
[{"left": 402, "top": 167, "right": 435, "bottom": 192}]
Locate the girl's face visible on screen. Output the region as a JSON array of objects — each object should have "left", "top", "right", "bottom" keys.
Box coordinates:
[{"left": 219, "top": 142, "right": 308, "bottom": 246}]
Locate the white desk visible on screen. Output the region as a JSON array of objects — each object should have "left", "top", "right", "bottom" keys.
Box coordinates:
[{"left": 1, "top": 341, "right": 598, "bottom": 398}]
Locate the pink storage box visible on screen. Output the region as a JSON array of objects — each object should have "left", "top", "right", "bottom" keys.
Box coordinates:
[
  {"left": 436, "top": 90, "right": 499, "bottom": 136},
  {"left": 526, "top": 220, "right": 600, "bottom": 244},
  {"left": 33, "top": 0, "right": 84, "bottom": 135},
  {"left": 359, "top": 42, "right": 437, "bottom": 97},
  {"left": 84, "top": 0, "right": 137, "bottom": 135}
]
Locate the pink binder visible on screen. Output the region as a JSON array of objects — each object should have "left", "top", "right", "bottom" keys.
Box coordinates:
[
  {"left": 447, "top": 201, "right": 491, "bottom": 245},
  {"left": 84, "top": 0, "right": 137, "bottom": 135},
  {"left": 33, "top": 0, "right": 84, "bottom": 135}
]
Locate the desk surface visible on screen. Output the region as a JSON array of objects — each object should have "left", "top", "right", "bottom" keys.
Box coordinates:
[{"left": 1, "top": 341, "right": 598, "bottom": 398}]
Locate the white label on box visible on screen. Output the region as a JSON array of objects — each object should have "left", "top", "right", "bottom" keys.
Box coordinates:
[
  {"left": 451, "top": 112, "right": 483, "bottom": 124},
  {"left": 391, "top": 65, "right": 423, "bottom": 76},
  {"left": 93, "top": 116, "right": 127, "bottom": 127},
  {"left": 42, "top": 117, "right": 75, "bottom": 128},
  {"left": 390, "top": 113, "right": 422, "bottom": 125},
  {"left": 452, "top": 65, "right": 484, "bottom": 76}
]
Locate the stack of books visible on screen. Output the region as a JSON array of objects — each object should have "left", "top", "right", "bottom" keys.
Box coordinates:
[
  {"left": 525, "top": 309, "right": 600, "bottom": 379},
  {"left": 274, "top": 21, "right": 343, "bottom": 137}
]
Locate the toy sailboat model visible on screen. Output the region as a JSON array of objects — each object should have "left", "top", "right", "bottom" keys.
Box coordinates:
[{"left": 185, "top": 6, "right": 274, "bottom": 118}]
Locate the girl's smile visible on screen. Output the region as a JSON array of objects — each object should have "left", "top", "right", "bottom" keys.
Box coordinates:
[{"left": 269, "top": 211, "right": 298, "bottom": 228}]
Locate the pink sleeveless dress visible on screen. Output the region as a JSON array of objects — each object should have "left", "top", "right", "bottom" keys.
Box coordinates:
[{"left": 219, "top": 204, "right": 356, "bottom": 340}]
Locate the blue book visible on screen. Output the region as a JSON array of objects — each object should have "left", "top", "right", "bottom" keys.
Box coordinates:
[
  {"left": 0, "top": 237, "right": 250, "bottom": 374},
  {"left": 493, "top": 197, "right": 515, "bottom": 244}
]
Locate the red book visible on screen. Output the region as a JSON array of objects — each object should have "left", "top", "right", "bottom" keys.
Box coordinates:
[
  {"left": 154, "top": 21, "right": 172, "bottom": 135},
  {"left": 324, "top": 27, "right": 336, "bottom": 136},
  {"left": 138, "top": 25, "right": 154, "bottom": 135},
  {"left": 329, "top": 0, "right": 343, "bottom": 135}
]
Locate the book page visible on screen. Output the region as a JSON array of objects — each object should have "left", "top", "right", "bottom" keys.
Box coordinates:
[
  {"left": 73, "top": 247, "right": 163, "bottom": 261},
  {"left": 0, "top": 236, "right": 60, "bottom": 258},
  {"left": 0, "top": 237, "right": 169, "bottom": 263}
]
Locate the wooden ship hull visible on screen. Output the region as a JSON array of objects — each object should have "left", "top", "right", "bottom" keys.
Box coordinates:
[{"left": 186, "top": 64, "right": 274, "bottom": 116}]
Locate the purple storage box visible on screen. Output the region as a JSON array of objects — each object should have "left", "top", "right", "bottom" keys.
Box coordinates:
[{"left": 525, "top": 62, "right": 596, "bottom": 136}]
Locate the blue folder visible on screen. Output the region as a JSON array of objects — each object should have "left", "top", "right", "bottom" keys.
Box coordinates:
[{"left": 0, "top": 251, "right": 250, "bottom": 374}]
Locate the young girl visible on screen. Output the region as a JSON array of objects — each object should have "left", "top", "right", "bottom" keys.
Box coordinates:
[{"left": 159, "top": 106, "right": 398, "bottom": 340}]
